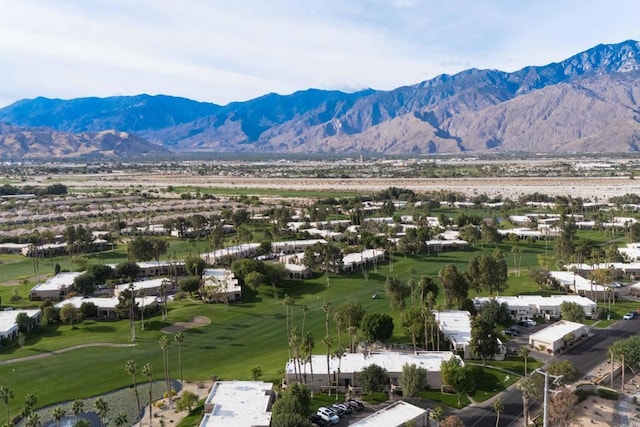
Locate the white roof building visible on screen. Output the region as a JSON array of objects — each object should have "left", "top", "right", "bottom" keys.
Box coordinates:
[
  {"left": 202, "top": 269, "right": 241, "bottom": 302},
  {"left": 434, "top": 310, "right": 506, "bottom": 360},
  {"left": 0, "top": 309, "right": 41, "bottom": 344},
  {"left": 529, "top": 320, "right": 589, "bottom": 355},
  {"left": 350, "top": 400, "right": 429, "bottom": 427},
  {"left": 342, "top": 249, "right": 385, "bottom": 271},
  {"left": 473, "top": 294, "right": 597, "bottom": 320},
  {"left": 114, "top": 278, "right": 170, "bottom": 296},
  {"left": 200, "top": 381, "right": 274, "bottom": 427},
  {"left": 30, "top": 272, "right": 84, "bottom": 301},
  {"left": 549, "top": 271, "right": 608, "bottom": 300},
  {"left": 200, "top": 243, "right": 260, "bottom": 265},
  {"left": 55, "top": 296, "right": 157, "bottom": 318}
]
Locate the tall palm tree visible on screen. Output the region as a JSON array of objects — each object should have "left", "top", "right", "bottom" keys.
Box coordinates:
[
  {"left": 301, "top": 331, "right": 315, "bottom": 396},
  {"left": 159, "top": 335, "right": 172, "bottom": 407},
  {"left": 142, "top": 363, "right": 154, "bottom": 425},
  {"left": 71, "top": 399, "right": 84, "bottom": 425},
  {"left": 93, "top": 398, "right": 109, "bottom": 427},
  {"left": 322, "top": 300, "right": 332, "bottom": 396},
  {"left": 517, "top": 377, "right": 537, "bottom": 427},
  {"left": 283, "top": 295, "right": 295, "bottom": 359},
  {"left": 113, "top": 412, "right": 128, "bottom": 427},
  {"left": 0, "top": 386, "right": 14, "bottom": 426},
  {"left": 519, "top": 346, "right": 531, "bottom": 377},
  {"left": 52, "top": 406, "right": 66, "bottom": 427},
  {"left": 492, "top": 398, "right": 504, "bottom": 427},
  {"left": 125, "top": 359, "right": 141, "bottom": 421},
  {"left": 174, "top": 332, "right": 185, "bottom": 387}
]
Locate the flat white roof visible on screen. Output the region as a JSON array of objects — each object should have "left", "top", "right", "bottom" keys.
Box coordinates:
[
  {"left": 435, "top": 311, "right": 471, "bottom": 346},
  {"left": 287, "top": 351, "right": 458, "bottom": 375},
  {"left": 114, "top": 277, "right": 168, "bottom": 292},
  {"left": 55, "top": 296, "right": 157, "bottom": 310},
  {"left": 0, "top": 309, "right": 40, "bottom": 334},
  {"left": 200, "top": 243, "right": 260, "bottom": 260},
  {"left": 529, "top": 320, "right": 585, "bottom": 343},
  {"left": 474, "top": 294, "right": 596, "bottom": 309},
  {"left": 31, "top": 272, "right": 83, "bottom": 292},
  {"left": 343, "top": 249, "right": 385, "bottom": 266},
  {"left": 272, "top": 239, "right": 326, "bottom": 247},
  {"left": 351, "top": 400, "right": 426, "bottom": 427},
  {"left": 200, "top": 381, "right": 272, "bottom": 427},
  {"left": 549, "top": 271, "right": 607, "bottom": 292}
]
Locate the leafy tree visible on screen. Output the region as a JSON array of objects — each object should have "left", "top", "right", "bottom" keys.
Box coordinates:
[
  {"left": 478, "top": 300, "right": 511, "bottom": 326},
  {"left": 470, "top": 317, "right": 500, "bottom": 366},
  {"left": 125, "top": 360, "right": 141, "bottom": 422},
  {"left": 270, "top": 412, "right": 313, "bottom": 427},
  {"left": 560, "top": 301, "right": 585, "bottom": 322},
  {"left": 441, "top": 357, "right": 475, "bottom": 406},
  {"left": 271, "top": 382, "right": 312, "bottom": 425},
  {"left": 127, "top": 237, "right": 155, "bottom": 262},
  {"left": 184, "top": 256, "right": 207, "bottom": 277},
  {"left": 15, "top": 312, "right": 31, "bottom": 334},
  {"left": 114, "top": 261, "right": 140, "bottom": 280},
  {"left": 86, "top": 264, "right": 113, "bottom": 286},
  {"left": 263, "top": 262, "right": 287, "bottom": 297},
  {"left": 400, "top": 363, "right": 428, "bottom": 398},
  {"left": 358, "top": 364, "right": 388, "bottom": 394},
  {"left": 73, "top": 273, "right": 96, "bottom": 296},
  {"left": 481, "top": 222, "right": 500, "bottom": 247},
  {"left": 175, "top": 390, "right": 199, "bottom": 412},
  {"left": 529, "top": 267, "right": 550, "bottom": 290},
  {"left": 79, "top": 301, "right": 98, "bottom": 319},
  {"left": 335, "top": 300, "right": 365, "bottom": 352},
  {"left": 458, "top": 224, "right": 481, "bottom": 246},
  {"left": 59, "top": 303, "right": 82, "bottom": 327},
  {"left": 546, "top": 360, "right": 578, "bottom": 383},
  {"left": 179, "top": 276, "right": 201, "bottom": 295},
  {"left": 244, "top": 271, "right": 266, "bottom": 291},
  {"left": 361, "top": 313, "right": 394, "bottom": 342},
  {"left": 385, "top": 276, "right": 410, "bottom": 311},
  {"left": 438, "top": 264, "right": 468, "bottom": 309}
]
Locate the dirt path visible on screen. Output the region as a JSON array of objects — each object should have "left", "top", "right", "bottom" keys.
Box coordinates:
[{"left": 0, "top": 342, "right": 136, "bottom": 365}]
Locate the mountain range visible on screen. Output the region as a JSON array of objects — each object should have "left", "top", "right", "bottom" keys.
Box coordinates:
[{"left": 1, "top": 40, "right": 640, "bottom": 159}]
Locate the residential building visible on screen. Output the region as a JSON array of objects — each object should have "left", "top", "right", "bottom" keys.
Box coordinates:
[
  {"left": 55, "top": 295, "right": 157, "bottom": 319},
  {"left": 30, "top": 272, "right": 83, "bottom": 301},
  {"left": 0, "top": 309, "right": 41, "bottom": 346},
  {"left": 202, "top": 269, "right": 241, "bottom": 302},
  {"left": 200, "top": 243, "right": 260, "bottom": 265},
  {"left": 473, "top": 295, "right": 597, "bottom": 320},
  {"left": 528, "top": 320, "right": 589, "bottom": 355},
  {"left": 350, "top": 400, "right": 430, "bottom": 427},
  {"left": 200, "top": 381, "right": 274, "bottom": 427},
  {"left": 435, "top": 310, "right": 506, "bottom": 360},
  {"left": 114, "top": 277, "right": 176, "bottom": 298},
  {"left": 285, "top": 351, "right": 460, "bottom": 392}
]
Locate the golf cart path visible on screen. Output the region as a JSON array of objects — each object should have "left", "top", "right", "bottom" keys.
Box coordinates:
[{"left": 0, "top": 342, "right": 136, "bottom": 365}]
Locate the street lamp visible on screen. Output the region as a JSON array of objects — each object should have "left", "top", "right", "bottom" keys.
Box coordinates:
[{"left": 533, "top": 368, "right": 563, "bottom": 427}]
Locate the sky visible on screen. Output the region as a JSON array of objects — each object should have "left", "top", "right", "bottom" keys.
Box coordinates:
[{"left": 1, "top": 0, "right": 640, "bottom": 108}]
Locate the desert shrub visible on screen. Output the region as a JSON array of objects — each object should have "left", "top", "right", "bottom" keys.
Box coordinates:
[{"left": 574, "top": 388, "right": 592, "bottom": 402}]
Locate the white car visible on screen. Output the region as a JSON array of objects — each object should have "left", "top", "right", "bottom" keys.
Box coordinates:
[
  {"left": 317, "top": 407, "right": 340, "bottom": 425},
  {"left": 623, "top": 311, "right": 636, "bottom": 320}
]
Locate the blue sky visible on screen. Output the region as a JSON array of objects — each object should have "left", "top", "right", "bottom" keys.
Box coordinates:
[{"left": 1, "top": 0, "right": 640, "bottom": 108}]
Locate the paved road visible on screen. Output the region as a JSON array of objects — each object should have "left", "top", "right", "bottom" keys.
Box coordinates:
[{"left": 458, "top": 318, "right": 638, "bottom": 427}]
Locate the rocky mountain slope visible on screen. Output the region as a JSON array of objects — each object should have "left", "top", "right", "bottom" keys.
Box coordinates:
[{"left": 1, "top": 40, "right": 640, "bottom": 157}]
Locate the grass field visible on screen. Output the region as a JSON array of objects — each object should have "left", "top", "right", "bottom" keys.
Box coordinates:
[{"left": 0, "top": 227, "right": 629, "bottom": 419}]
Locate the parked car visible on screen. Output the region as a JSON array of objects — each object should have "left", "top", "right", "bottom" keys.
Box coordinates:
[
  {"left": 623, "top": 311, "right": 636, "bottom": 320},
  {"left": 333, "top": 402, "right": 351, "bottom": 414},
  {"left": 317, "top": 407, "right": 340, "bottom": 425},
  {"left": 330, "top": 404, "right": 345, "bottom": 416},
  {"left": 509, "top": 326, "right": 521, "bottom": 334},
  {"left": 519, "top": 319, "right": 537, "bottom": 327},
  {"left": 347, "top": 399, "right": 365, "bottom": 411},
  {"left": 345, "top": 400, "right": 363, "bottom": 412},
  {"left": 502, "top": 329, "right": 517, "bottom": 336},
  {"left": 309, "top": 414, "right": 329, "bottom": 427}
]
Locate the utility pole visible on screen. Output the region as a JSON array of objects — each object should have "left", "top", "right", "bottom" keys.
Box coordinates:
[{"left": 534, "top": 368, "right": 563, "bottom": 427}]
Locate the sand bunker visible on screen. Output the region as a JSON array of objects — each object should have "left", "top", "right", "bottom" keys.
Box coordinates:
[{"left": 161, "top": 316, "right": 211, "bottom": 333}]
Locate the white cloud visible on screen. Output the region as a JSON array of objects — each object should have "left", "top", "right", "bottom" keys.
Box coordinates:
[{"left": 0, "top": 0, "right": 639, "bottom": 107}]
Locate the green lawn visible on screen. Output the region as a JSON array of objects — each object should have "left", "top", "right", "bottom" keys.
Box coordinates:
[{"left": 468, "top": 366, "right": 519, "bottom": 403}]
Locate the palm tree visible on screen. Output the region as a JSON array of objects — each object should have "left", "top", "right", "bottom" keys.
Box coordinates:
[
  {"left": 0, "top": 386, "right": 14, "bottom": 426},
  {"left": 159, "top": 335, "right": 172, "bottom": 407},
  {"left": 492, "top": 398, "right": 504, "bottom": 427},
  {"left": 71, "top": 399, "right": 84, "bottom": 425},
  {"left": 283, "top": 295, "right": 295, "bottom": 358},
  {"left": 125, "top": 359, "right": 141, "bottom": 422},
  {"left": 24, "top": 413, "right": 41, "bottom": 427},
  {"left": 113, "top": 412, "right": 128, "bottom": 427},
  {"left": 93, "top": 398, "right": 109, "bottom": 427},
  {"left": 142, "top": 363, "right": 154, "bottom": 426},
  {"left": 52, "top": 406, "right": 66, "bottom": 427},
  {"left": 174, "top": 332, "right": 185, "bottom": 387},
  {"left": 333, "top": 347, "right": 346, "bottom": 400},
  {"left": 432, "top": 405, "right": 445, "bottom": 423},
  {"left": 519, "top": 346, "right": 530, "bottom": 377},
  {"left": 322, "top": 300, "right": 332, "bottom": 396},
  {"left": 517, "top": 377, "right": 537, "bottom": 427},
  {"left": 301, "top": 331, "right": 315, "bottom": 396}
]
